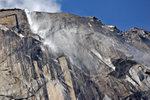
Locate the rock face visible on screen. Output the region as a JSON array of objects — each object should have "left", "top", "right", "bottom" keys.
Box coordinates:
[{"left": 0, "top": 9, "right": 150, "bottom": 100}]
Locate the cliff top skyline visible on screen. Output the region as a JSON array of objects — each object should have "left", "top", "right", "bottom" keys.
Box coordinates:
[{"left": 0, "top": 0, "right": 150, "bottom": 31}]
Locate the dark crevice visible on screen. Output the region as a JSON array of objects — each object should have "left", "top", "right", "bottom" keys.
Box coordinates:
[
  {"left": 110, "top": 58, "right": 137, "bottom": 78},
  {"left": 145, "top": 71, "right": 150, "bottom": 75}
]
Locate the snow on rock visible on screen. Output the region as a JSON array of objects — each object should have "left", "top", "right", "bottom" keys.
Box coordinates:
[
  {"left": 25, "top": 11, "right": 150, "bottom": 76},
  {"left": 0, "top": 24, "right": 9, "bottom": 31}
]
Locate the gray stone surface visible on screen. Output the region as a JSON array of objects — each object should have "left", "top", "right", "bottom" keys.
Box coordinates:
[{"left": 0, "top": 9, "right": 150, "bottom": 100}]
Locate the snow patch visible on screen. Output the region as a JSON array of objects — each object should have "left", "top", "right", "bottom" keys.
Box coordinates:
[
  {"left": 25, "top": 11, "right": 150, "bottom": 76},
  {"left": 126, "top": 75, "right": 137, "bottom": 86},
  {"left": 104, "top": 94, "right": 112, "bottom": 100},
  {"left": 104, "top": 58, "right": 116, "bottom": 70},
  {"left": 88, "top": 22, "right": 92, "bottom": 27},
  {"left": 91, "top": 49, "right": 115, "bottom": 70},
  {"left": 107, "top": 25, "right": 116, "bottom": 28},
  {"left": 0, "top": 25, "right": 9, "bottom": 31},
  {"left": 17, "top": 33, "right": 24, "bottom": 38}
]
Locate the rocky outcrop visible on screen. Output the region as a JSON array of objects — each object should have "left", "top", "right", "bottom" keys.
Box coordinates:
[{"left": 0, "top": 9, "right": 150, "bottom": 100}]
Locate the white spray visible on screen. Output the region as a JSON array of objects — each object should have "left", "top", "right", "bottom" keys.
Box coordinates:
[{"left": 25, "top": 10, "right": 150, "bottom": 76}]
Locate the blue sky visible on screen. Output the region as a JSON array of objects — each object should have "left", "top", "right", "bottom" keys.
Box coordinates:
[
  {"left": 60, "top": 0, "right": 150, "bottom": 31},
  {"left": 0, "top": 0, "right": 149, "bottom": 31}
]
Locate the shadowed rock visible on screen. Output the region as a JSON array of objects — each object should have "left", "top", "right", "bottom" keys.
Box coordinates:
[{"left": 0, "top": 9, "right": 150, "bottom": 100}]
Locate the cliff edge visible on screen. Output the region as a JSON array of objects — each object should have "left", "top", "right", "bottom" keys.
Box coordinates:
[{"left": 0, "top": 9, "right": 150, "bottom": 100}]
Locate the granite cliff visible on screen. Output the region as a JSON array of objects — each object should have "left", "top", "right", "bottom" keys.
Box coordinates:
[{"left": 0, "top": 9, "right": 150, "bottom": 100}]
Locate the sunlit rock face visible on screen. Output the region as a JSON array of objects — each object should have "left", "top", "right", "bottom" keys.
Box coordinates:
[
  {"left": 25, "top": 10, "right": 150, "bottom": 76},
  {"left": 0, "top": 9, "right": 150, "bottom": 100}
]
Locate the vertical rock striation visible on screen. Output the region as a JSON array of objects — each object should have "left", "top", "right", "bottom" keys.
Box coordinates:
[{"left": 0, "top": 9, "right": 150, "bottom": 100}]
